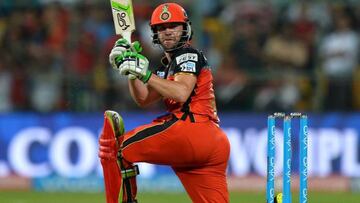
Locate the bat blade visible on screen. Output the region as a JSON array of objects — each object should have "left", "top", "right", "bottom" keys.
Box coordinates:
[{"left": 110, "top": 0, "right": 135, "bottom": 42}]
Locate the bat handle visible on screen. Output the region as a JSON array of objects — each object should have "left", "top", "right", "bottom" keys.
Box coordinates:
[
  {"left": 121, "top": 31, "right": 138, "bottom": 78},
  {"left": 122, "top": 32, "right": 139, "bottom": 53},
  {"left": 122, "top": 32, "right": 132, "bottom": 44}
]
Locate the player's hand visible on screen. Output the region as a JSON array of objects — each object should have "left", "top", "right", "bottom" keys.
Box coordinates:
[
  {"left": 119, "top": 51, "right": 152, "bottom": 83},
  {"left": 130, "top": 41, "right": 142, "bottom": 53},
  {"left": 109, "top": 38, "right": 131, "bottom": 69},
  {"left": 109, "top": 39, "right": 143, "bottom": 68},
  {"left": 109, "top": 39, "right": 143, "bottom": 80}
]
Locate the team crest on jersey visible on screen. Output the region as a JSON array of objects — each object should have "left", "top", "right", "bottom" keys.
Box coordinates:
[
  {"left": 180, "top": 61, "right": 196, "bottom": 72},
  {"left": 176, "top": 53, "right": 198, "bottom": 65},
  {"left": 156, "top": 71, "right": 166, "bottom": 78}
]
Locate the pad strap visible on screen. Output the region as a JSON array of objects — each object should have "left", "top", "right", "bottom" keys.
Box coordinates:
[
  {"left": 121, "top": 165, "right": 140, "bottom": 179},
  {"left": 117, "top": 152, "right": 138, "bottom": 203}
]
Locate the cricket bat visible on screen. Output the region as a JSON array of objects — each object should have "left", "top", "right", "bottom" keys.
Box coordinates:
[
  {"left": 100, "top": 3, "right": 136, "bottom": 203},
  {"left": 110, "top": 0, "right": 136, "bottom": 43}
]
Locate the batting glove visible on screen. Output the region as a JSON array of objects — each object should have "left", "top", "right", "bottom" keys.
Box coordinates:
[
  {"left": 109, "top": 38, "right": 131, "bottom": 69},
  {"left": 109, "top": 39, "right": 143, "bottom": 80},
  {"left": 119, "top": 51, "right": 152, "bottom": 83}
]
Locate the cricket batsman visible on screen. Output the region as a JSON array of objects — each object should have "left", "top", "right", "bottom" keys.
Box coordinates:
[{"left": 99, "top": 3, "right": 230, "bottom": 203}]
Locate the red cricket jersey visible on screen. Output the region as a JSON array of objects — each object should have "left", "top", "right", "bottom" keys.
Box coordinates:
[{"left": 154, "top": 46, "right": 219, "bottom": 123}]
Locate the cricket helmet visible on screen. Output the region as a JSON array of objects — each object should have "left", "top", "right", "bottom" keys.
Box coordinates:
[{"left": 150, "top": 3, "right": 192, "bottom": 51}]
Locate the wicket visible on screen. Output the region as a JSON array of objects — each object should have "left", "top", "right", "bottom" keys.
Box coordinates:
[{"left": 266, "top": 112, "right": 308, "bottom": 203}]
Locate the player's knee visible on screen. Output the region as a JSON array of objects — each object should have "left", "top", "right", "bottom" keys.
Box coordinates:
[
  {"left": 121, "top": 141, "right": 157, "bottom": 163},
  {"left": 121, "top": 149, "right": 136, "bottom": 164}
]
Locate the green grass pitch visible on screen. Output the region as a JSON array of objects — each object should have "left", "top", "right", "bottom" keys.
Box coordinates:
[{"left": 1, "top": 191, "right": 360, "bottom": 203}]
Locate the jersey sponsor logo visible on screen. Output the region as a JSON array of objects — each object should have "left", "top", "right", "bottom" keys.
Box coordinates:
[
  {"left": 156, "top": 71, "right": 166, "bottom": 78},
  {"left": 175, "top": 53, "right": 198, "bottom": 65},
  {"left": 180, "top": 61, "right": 196, "bottom": 72}
]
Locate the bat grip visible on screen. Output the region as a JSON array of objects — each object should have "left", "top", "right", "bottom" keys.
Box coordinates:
[
  {"left": 121, "top": 32, "right": 138, "bottom": 79},
  {"left": 122, "top": 32, "right": 132, "bottom": 44},
  {"left": 122, "top": 32, "right": 137, "bottom": 52}
]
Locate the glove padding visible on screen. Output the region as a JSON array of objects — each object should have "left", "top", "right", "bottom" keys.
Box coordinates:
[
  {"left": 109, "top": 39, "right": 143, "bottom": 80},
  {"left": 118, "top": 51, "right": 152, "bottom": 83},
  {"left": 109, "top": 38, "right": 131, "bottom": 69}
]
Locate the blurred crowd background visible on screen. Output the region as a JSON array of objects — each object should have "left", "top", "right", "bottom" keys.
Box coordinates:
[{"left": 1, "top": 0, "right": 360, "bottom": 113}]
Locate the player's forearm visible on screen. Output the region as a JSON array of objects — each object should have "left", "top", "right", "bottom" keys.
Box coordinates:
[
  {"left": 128, "top": 79, "right": 150, "bottom": 106},
  {"left": 128, "top": 79, "right": 160, "bottom": 107},
  {"left": 147, "top": 74, "right": 192, "bottom": 103}
]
